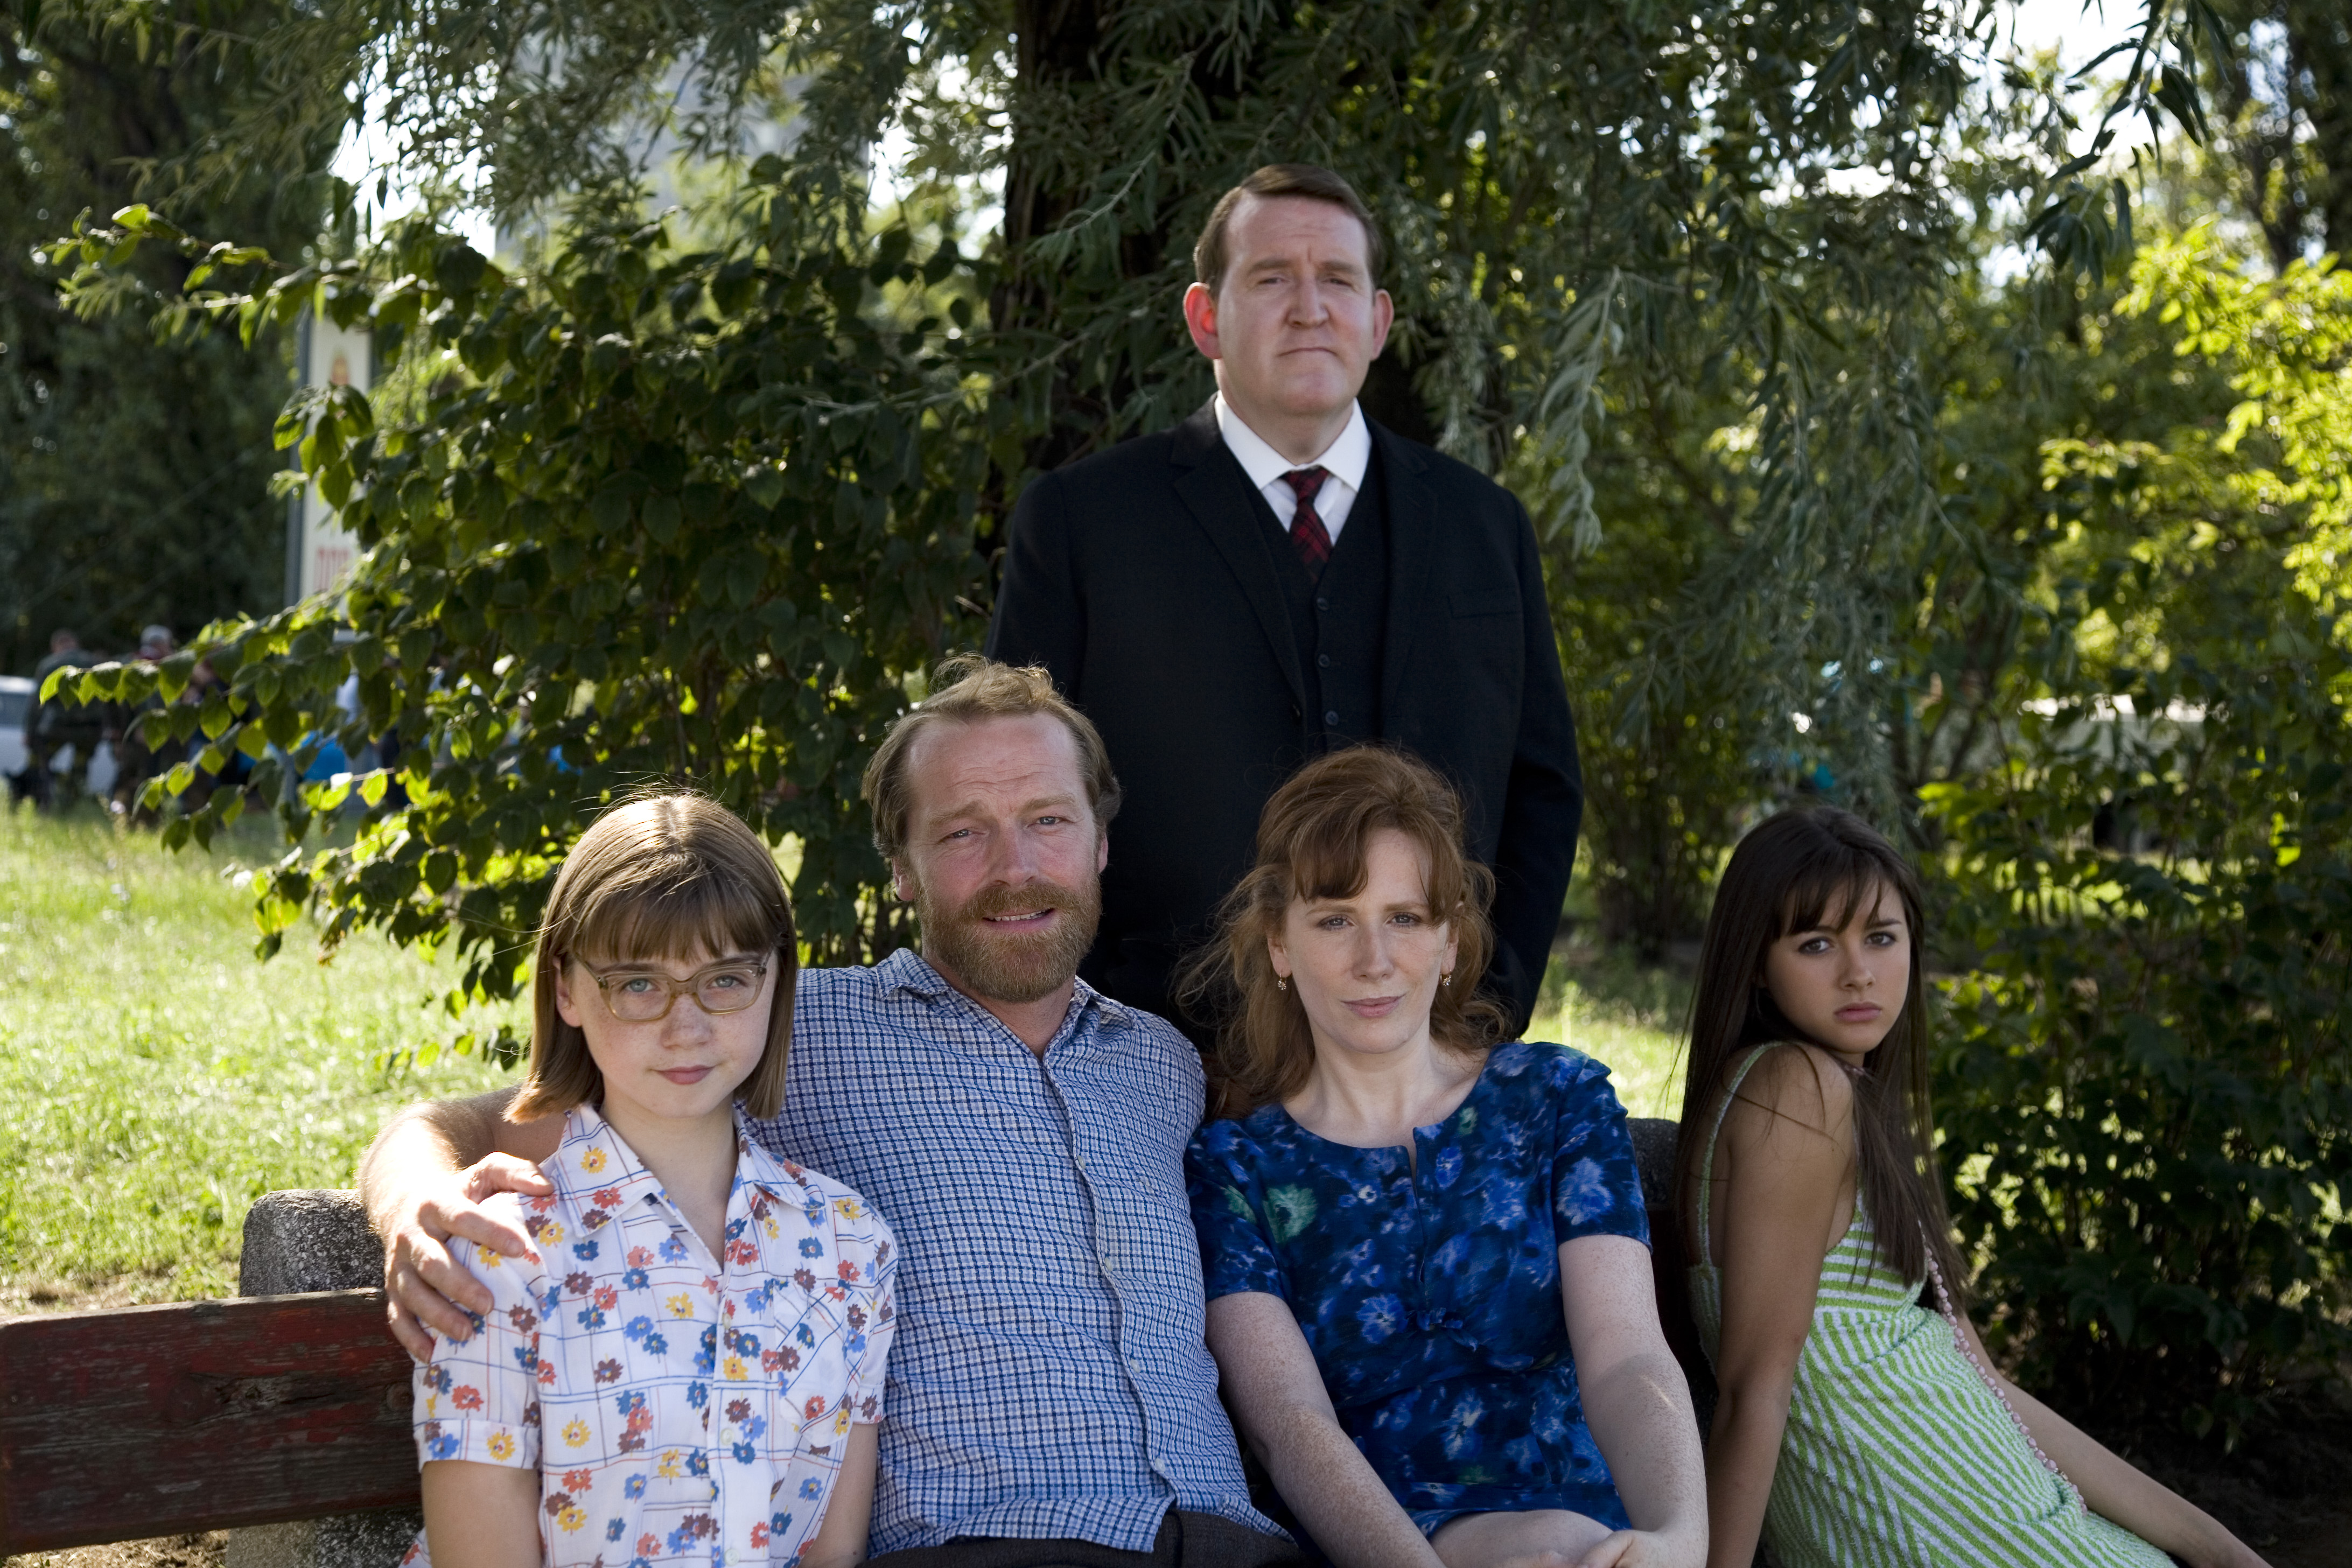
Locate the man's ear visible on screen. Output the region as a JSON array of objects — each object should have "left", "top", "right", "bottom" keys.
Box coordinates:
[
  {"left": 1370, "top": 287, "right": 1395, "bottom": 360},
  {"left": 1182, "top": 281, "right": 1222, "bottom": 360},
  {"left": 890, "top": 859, "right": 915, "bottom": 902},
  {"left": 1095, "top": 827, "right": 1110, "bottom": 874}
]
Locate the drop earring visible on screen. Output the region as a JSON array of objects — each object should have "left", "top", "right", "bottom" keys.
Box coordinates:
[{"left": 1276, "top": 977, "right": 1287, "bottom": 992}]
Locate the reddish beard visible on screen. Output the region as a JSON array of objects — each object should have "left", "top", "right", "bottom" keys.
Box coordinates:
[{"left": 915, "top": 874, "right": 1103, "bottom": 1005}]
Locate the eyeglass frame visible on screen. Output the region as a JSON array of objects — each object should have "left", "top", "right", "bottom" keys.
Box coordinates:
[{"left": 569, "top": 954, "right": 773, "bottom": 1023}]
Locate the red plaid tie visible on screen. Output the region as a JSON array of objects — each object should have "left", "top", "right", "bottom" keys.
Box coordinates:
[{"left": 1284, "top": 467, "right": 1332, "bottom": 576}]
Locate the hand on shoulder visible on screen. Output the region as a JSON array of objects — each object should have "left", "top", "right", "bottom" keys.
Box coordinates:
[{"left": 383, "top": 1150, "right": 556, "bottom": 1360}]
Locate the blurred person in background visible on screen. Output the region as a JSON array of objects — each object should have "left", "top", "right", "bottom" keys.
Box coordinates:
[
  {"left": 19, "top": 628, "right": 99, "bottom": 810},
  {"left": 111, "top": 625, "right": 178, "bottom": 822}
]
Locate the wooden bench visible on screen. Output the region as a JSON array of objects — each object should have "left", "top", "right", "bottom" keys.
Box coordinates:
[
  {"left": 0, "top": 1190, "right": 419, "bottom": 1568},
  {"left": 0, "top": 1121, "right": 1714, "bottom": 1564}
]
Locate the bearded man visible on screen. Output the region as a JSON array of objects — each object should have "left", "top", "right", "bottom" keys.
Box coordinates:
[{"left": 356, "top": 656, "right": 1290, "bottom": 1568}]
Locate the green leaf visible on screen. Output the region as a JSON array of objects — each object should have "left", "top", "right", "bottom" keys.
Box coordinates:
[
  {"left": 434, "top": 242, "right": 489, "bottom": 296},
  {"left": 744, "top": 465, "right": 785, "bottom": 511},
  {"left": 643, "top": 494, "right": 683, "bottom": 543}
]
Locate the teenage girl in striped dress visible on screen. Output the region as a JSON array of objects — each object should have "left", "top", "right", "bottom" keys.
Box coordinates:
[{"left": 1674, "top": 808, "right": 2271, "bottom": 1568}]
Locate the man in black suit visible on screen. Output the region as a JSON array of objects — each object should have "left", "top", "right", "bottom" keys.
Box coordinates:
[{"left": 986, "top": 163, "right": 1581, "bottom": 1039}]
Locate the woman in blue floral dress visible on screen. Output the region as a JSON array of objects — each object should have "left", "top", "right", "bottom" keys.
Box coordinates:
[{"left": 1183, "top": 748, "right": 1706, "bottom": 1568}]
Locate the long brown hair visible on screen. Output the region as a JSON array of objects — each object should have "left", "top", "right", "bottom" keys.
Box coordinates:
[
  {"left": 1671, "top": 807, "right": 1966, "bottom": 1296},
  {"left": 516, "top": 792, "right": 799, "bottom": 1122},
  {"left": 1180, "top": 747, "right": 1510, "bottom": 1118}
]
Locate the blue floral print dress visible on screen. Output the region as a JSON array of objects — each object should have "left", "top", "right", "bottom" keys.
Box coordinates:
[{"left": 1186, "top": 1040, "right": 1649, "bottom": 1536}]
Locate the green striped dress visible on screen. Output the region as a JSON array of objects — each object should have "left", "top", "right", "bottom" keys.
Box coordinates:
[{"left": 1689, "top": 1046, "right": 2170, "bottom": 1568}]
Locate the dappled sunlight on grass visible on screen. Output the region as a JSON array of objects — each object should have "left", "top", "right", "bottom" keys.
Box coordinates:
[
  {"left": 1525, "top": 945, "right": 1691, "bottom": 1121},
  {"left": 0, "top": 807, "right": 523, "bottom": 1303}
]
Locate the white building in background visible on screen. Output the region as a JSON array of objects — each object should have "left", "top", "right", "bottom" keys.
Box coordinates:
[{"left": 284, "top": 309, "right": 373, "bottom": 605}]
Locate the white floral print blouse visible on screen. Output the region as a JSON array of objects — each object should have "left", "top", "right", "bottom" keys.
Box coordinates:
[{"left": 404, "top": 1102, "right": 897, "bottom": 1568}]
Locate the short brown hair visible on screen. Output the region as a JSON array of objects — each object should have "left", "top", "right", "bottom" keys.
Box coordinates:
[
  {"left": 861, "top": 655, "right": 1122, "bottom": 863},
  {"left": 1193, "top": 163, "right": 1385, "bottom": 298},
  {"left": 517, "top": 792, "right": 799, "bottom": 1122},
  {"left": 1181, "top": 747, "right": 1507, "bottom": 1117}
]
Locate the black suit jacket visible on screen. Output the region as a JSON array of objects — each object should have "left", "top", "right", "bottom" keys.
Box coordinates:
[{"left": 987, "top": 401, "right": 1583, "bottom": 1035}]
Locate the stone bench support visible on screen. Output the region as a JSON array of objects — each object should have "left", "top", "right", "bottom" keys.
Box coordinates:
[{"left": 226, "top": 1189, "right": 418, "bottom": 1568}]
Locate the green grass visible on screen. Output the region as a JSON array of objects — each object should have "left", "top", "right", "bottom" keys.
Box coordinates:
[
  {"left": 1525, "top": 945, "right": 1692, "bottom": 1121},
  {"left": 0, "top": 807, "right": 524, "bottom": 1305}
]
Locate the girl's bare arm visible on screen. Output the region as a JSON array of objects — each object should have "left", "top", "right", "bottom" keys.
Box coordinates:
[
  {"left": 801, "top": 1420, "right": 881, "bottom": 1568},
  {"left": 421, "top": 1461, "right": 541, "bottom": 1568},
  {"left": 1954, "top": 1315, "right": 2270, "bottom": 1568},
  {"left": 1704, "top": 1047, "right": 1854, "bottom": 1568}
]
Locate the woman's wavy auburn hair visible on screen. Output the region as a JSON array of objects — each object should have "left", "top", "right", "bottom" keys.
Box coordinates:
[
  {"left": 1182, "top": 747, "right": 1509, "bottom": 1118},
  {"left": 516, "top": 792, "right": 799, "bottom": 1122}
]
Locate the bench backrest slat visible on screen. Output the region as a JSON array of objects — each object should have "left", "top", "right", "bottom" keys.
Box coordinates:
[{"left": 0, "top": 1289, "right": 419, "bottom": 1553}]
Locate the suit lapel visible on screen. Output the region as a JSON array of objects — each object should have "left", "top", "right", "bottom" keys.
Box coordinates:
[
  {"left": 1376, "top": 421, "right": 1436, "bottom": 726},
  {"left": 1171, "top": 401, "right": 1309, "bottom": 712}
]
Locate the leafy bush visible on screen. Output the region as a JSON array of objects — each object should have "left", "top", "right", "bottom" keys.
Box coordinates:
[
  {"left": 49, "top": 192, "right": 992, "bottom": 1042},
  {"left": 1927, "top": 241, "right": 2352, "bottom": 1437}
]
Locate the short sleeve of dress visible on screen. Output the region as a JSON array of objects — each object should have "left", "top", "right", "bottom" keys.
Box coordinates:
[
  {"left": 847, "top": 1214, "right": 897, "bottom": 1426},
  {"left": 1185, "top": 1122, "right": 1289, "bottom": 1304},
  {"left": 414, "top": 1194, "right": 546, "bottom": 1471},
  {"left": 1547, "top": 1048, "right": 1652, "bottom": 1248}
]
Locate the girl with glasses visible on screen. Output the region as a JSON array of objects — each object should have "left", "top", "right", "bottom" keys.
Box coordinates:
[{"left": 402, "top": 792, "right": 896, "bottom": 1568}]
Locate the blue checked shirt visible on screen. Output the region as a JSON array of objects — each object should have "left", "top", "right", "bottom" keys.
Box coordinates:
[{"left": 748, "top": 950, "right": 1276, "bottom": 1554}]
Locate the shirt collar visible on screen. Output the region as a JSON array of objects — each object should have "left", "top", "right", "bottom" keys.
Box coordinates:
[
  {"left": 1214, "top": 394, "right": 1371, "bottom": 494},
  {"left": 559, "top": 1098, "right": 798, "bottom": 1219},
  {"left": 873, "top": 947, "right": 1131, "bottom": 1041}
]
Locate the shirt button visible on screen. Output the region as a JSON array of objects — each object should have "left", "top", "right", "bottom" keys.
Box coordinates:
[
  {"left": 1324, "top": 710, "right": 1340, "bottom": 726},
  {"left": 1317, "top": 653, "right": 1331, "bottom": 668},
  {"left": 1315, "top": 596, "right": 1330, "bottom": 612},
  {"left": 1357, "top": 1185, "right": 1377, "bottom": 1202}
]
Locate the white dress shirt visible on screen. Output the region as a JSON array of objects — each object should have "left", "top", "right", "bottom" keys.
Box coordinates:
[{"left": 1213, "top": 395, "right": 1373, "bottom": 544}]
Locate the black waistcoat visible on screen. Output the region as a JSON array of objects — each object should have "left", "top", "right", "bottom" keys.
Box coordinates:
[{"left": 1248, "top": 454, "right": 1389, "bottom": 748}]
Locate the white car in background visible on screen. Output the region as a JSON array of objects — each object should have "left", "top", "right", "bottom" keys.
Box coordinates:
[{"left": 0, "top": 675, "right": 31, "bottom": 781}]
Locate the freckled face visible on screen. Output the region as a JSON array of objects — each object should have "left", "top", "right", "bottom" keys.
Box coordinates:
[
  {"left": 1270, "top": 829, "right": 1459, "bottom": 1065},
  {"left": 555, "top": 946, "right": 775, "bottom": 1128},
  {"left": 1760, "top": 879, "right": 1912, "bottom": 1067}
]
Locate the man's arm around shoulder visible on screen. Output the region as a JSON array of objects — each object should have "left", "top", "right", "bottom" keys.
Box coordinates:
[{"left": 358, "top": 1086, "right": 562, "bottom": 1360}]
